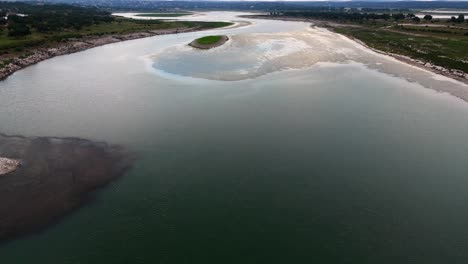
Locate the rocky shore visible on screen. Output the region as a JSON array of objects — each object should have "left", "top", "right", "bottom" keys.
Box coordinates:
[
  {"left": 0, "top": 157, "right": 20, "bottom": 175},
  {"left": 0, "top": 26, "right": 210, "bottom": 81},
  {"left": 0, "top": 133, "right": 134, "bottom": 242}
]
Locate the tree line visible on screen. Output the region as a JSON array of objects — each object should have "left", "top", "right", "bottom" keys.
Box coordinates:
[
  {"left": 0, "top": 2, "right": 114, "bottom": 37},
  {"left": 272, "top": 11, "right": 468, "bottom": 24}
]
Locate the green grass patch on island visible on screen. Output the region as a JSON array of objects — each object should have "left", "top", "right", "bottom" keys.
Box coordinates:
[{"left": 196, "top": 35, "right": 223, "bottom": 45}]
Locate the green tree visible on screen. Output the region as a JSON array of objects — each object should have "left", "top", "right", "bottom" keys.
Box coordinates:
[
  {"left": 392, "top": 13, "right": 405, "bottom": 21},
  {"left": 7, "top": 22, "right": 31, "bottom": 37},
  {"left": 423, "top": 15, "right": 432, "bottom": 21},
  {"left": 458, "top": 14, "right": 465, "bottom": 23}
]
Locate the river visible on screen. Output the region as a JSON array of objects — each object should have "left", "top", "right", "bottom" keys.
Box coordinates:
[{"left": 1, "top": 12, "right": 468, "bottom": 263}]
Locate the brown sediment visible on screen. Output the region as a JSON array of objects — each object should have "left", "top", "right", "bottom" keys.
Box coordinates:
[
  {"left": 242, "top": 15, "right": 468, "bottom": 86},
  {"left": 0, "top": 26, "right": 220, "bottom": 82},
  {"left": 0, "top": 133, "right": 134, "bottom": 242},
  {"left": 189, "top": 35, "right": 229, "bottom": 49}
]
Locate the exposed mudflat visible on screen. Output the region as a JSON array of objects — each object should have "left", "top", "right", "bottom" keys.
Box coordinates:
[
  {"left": 0, "top": 133, "right": 134, "bottom": 242},
  {"left": 152, "top": 26, "right": 468, "bottom": 101},
  {"left": 245, "top": 15, "right": 468, "bottom": 85}
]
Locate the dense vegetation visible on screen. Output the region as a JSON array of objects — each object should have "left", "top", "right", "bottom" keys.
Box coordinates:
[
  {"left": 0, "top": 1, "right": 231, "bottom": 57},
  {"left": 0, "top": 2, "right": 114, "bottom": 37},
  {"left": 0, "top": 18, "right": 231, "bottom": 52},
  {"left": 276, "top": 11, "right": 468, "bottom": 24},
  {"left": 278, "top": 11, "right": 394, "bottom": 21}
]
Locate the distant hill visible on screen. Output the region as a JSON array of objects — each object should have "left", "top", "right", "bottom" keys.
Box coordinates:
[{"left": 38, "top": 1, "right": 468, "bottom": 11}]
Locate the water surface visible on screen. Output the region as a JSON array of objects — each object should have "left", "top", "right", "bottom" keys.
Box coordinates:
[{"left": 1, "top": 12, "right": 468, "bottom": 263}]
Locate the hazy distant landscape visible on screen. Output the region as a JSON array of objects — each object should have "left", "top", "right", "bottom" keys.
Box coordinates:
[{"left": 1, "top": 1, "right": 468, "bottom": 263}]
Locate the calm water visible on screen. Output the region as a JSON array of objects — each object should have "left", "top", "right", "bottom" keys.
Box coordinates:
[{"left": 1, "top": 12, "right": 468, "bottom": 263}]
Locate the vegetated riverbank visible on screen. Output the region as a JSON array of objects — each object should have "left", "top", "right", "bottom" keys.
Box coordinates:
[
  {"left": 0, "top": 133, "right": 134, "bottom": 242},
  {"left": 243, "top": 15, "right": 468, "bottom": 86},
  {"left": 0, "top": 19, "right": 232, "bottom": 81},
  {"left": 189, "top": 35, "right": 229, "bottom": 49}
]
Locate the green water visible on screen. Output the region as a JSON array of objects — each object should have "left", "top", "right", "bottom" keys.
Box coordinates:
[{"left": 1, "top": 13, "right": 468, "bottom": 263}]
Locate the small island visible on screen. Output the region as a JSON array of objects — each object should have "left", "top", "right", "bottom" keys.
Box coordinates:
[{"left": 189, "top": 35, "right": 229, "bottom": 50}]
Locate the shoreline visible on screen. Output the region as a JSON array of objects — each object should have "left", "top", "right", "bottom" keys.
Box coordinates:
[
  {"left": 0, "top": 25, "right": 223, "bottom": 81},
  {"left": 338, "top": 33, "right": 468, "bottom": 87},
  {"left": 242, "top": 15, "right": 468, "bottom": 86}
]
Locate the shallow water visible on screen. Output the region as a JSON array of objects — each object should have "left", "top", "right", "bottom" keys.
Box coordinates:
[{"left": 1, "top": 12, "right": 468, "bottom": 263}]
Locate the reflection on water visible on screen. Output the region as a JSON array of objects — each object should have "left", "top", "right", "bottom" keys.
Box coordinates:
[
  {"left": 1, "top": 11, "right": 468, "bottom": 264},
  {"left": 153, "top": 33, "right": 315, "bottom": 81},
  {"left": 152, "top": 24, "right": 468, "bottom": 102}
]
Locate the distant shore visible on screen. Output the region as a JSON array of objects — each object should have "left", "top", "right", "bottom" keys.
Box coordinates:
[
  {"left": 243, "top": 15, "right": 468, "bottom": 87},
  {"left": 0, "top": 26, "right": 225, "bottom": 81}
]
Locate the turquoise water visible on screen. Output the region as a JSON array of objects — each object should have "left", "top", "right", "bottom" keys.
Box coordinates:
[{"left": 1, "top": 12, "right": 468, "bottom": 263}]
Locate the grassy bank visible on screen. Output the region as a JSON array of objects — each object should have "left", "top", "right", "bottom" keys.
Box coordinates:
[
  {"left": 0, "top": 18, "right": 232, "bottom": 55},
  {"left": 0, "top": 2, "right": 232, "bottom": 55},
  {"left": 333, "top": 23, "right": 468, "bottom": 73}
]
